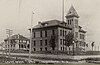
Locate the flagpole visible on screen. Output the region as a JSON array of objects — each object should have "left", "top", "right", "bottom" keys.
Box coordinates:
[
  {"left": 62, "top": 0, "right": 64, "bottom": 22},
  {"left": 29, "top": 11, "right": 34, "bottom": 60},
  {"left": 18, "top": 0, "right": 22, "bottom": 15}
]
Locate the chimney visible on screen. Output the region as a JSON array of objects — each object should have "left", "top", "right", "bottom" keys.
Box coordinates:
[{"left": 38, "top": 21, "right": 41, "bottom": 25}]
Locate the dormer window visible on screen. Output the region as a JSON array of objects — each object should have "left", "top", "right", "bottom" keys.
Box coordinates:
[
  {"left": 42, "top": 23, "right": 48, "bottom": 26},
  {"left": 45, "top": 23, "right": 48, "bottom": 26},
  {"left": 69, "top": 11, "right": 71, "bottom": 14}
]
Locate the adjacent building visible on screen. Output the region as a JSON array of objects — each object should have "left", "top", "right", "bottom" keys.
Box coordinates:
[
  {"left": 31, "top": 6, "right": 86, "bottom": 54},
  {"left": 4, "top": 34, "right": 30, "bottom": 51}
]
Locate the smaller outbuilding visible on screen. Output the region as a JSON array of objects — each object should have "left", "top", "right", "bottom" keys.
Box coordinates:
[{"left": 4, "top": 34, "right": 30, "bottom": 51}]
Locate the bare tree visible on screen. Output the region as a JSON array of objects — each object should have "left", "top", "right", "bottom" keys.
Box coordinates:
[
  {"left": 91, "top": 42, "right": 94, "bottom": 54},
  {"left": 49, "top": 35, "right": 56, "bottom": 53},
  {"left": 65, "top": 32, "right": 74, "bottom": 54}
]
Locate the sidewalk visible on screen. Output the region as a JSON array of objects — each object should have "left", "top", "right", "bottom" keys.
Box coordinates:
[{"left": 1, "top": 52, "right": 100, "bottom": 60}]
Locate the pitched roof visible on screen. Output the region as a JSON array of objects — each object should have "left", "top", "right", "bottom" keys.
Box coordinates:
[
  {"left": 34, "top": 20, "right": 61, "bottom": 28},
  {"left": 4, "top": 34, "right": 29, "bottom": 41},
  {"left": 33, "top": 20, "right": 62, "bottom": 28},
  {"left": 33, "top": 19, "right": 73, "bottom": 29},
  {"left": 31, "top": 19, "right": 72, "bottom": 30},
  {"left": 78, "top": 26, "right": 86, "bottom": 33},
  {"left": 79, "top": 29, "right": 86, "bottom": 33},
  {"left": 66, "top": 6, "right": 79, "bottom": 18}
]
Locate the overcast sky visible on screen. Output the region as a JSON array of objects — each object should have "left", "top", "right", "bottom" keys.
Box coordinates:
[{"left": 0, "top": 0, "right": 100, "bottom": 50}]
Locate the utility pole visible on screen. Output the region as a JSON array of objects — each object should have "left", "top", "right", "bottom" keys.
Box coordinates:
[
  {"left": 6, "top": 29, "right": 13, "bottom": 58},
  {"left": 29, "top": 11, "right": 34, "bottom": 60},
  {"left": 62, "top": 0, "right": 64, "bottom": 22},
  {"left": 73, "top": 40, "right": 75, "bottom": 56}
]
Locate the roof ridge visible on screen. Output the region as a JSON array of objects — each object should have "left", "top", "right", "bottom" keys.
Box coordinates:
[
  {"left": 41, "top": 19, "right": 61, "bottom": 23},
  {"left": 4, "top": 34, "right": 29, "bottom": 41}
]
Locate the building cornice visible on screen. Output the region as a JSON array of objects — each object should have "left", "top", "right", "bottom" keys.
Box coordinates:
[{"left": 32, "top": 25, "right": 72, "bottom": 30}]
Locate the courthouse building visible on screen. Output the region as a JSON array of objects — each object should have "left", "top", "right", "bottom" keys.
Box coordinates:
[{"left": 31, "top": 6, "right": 86, "bottom": 53}]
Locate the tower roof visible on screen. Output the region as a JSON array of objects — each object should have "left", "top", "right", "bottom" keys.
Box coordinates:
[{"left": 66, "top": 6, "right": 79, "bottom": 18}]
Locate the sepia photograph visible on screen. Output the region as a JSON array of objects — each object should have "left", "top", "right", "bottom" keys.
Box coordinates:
[{"left": 0, "top": 0, "right": 99, "bottom": 65}]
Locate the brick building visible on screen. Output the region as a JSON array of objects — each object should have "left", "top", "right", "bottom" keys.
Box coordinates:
[
  {"left": 4, "top": 34, "right": 30, "bottom": 51},
  {"left": 31, "top": 6, "right": 86, "bottom": 54}
]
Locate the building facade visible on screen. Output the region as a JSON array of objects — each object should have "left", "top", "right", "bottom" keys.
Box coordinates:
[
  {"left": 31, "top": 6, "right": 86, "bottom": 54},
  {"left": 4, "top": 34, "right": 30, "bottom": 51}
]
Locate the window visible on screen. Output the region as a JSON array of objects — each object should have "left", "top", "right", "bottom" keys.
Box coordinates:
[
  {"left": 75, "top": 25, "right": 78, "bottom": 28},
  {"left": 75, "top": 19, "right": 78, "bottom": 28},
  {"left": 63, "top": 39, "right": 65, "bottom": 45},
  {"left": 80, "top": 34, "right": 82, "bottom": 39},
  {"left": 34, "top": 40, "right": 36, "bottom": 46},
  {"left": 60, "top": 39, "right": 62, "bottom": 45},
  {"left": 19, "top": 44, "right": 20, "bottom": 48},
  {"left": 23, "top": 40, "right": 26, "bottom": 43},
  {"left": 45, "top": 47, "right": 47, "bottom": 51},
  {"left": 27, "top": 44, "right": 30, "bottom": 48},
  {"left": 8, "top": 45, "right": 9, "bottom": 48},
  {"left": 63, "top": 30, "right": 64, "bottom": 36},
  {"left": 80, "top": 34, "right": 85, "bottom": 39},
  {"left": 45, "top": 39, "right": 47, "bottom": 46},
  {"left": 76, "top": 43, "right": 78, "bottom": 47},
  {"left": 40, "top": 48, "right": 42, "bottom": 51},
  {"left": 84, "top": 42, "right": 86, "bottom": 47},
  {"left": 60, "top": 30, "right": 62, "bottom": 36},
  {"left": 72, "top": 19, "right": 73, "bottom": 21},
  {"left": 40, "top": 31, "right": 42, "bottom": 37},
  {"left": 40, "top": 40, "right": 42, "bottom": 46},
  {"left": 65, "top": 31, "right": 66, "bottom": 35},
  {"left": 75, "top": 32, "right": 78, "bottom": 38},
  {"left": 52, "top": 30, "right": 55, "bottom": 35},
  {"left": 23, "top": 45, "right": 25, "bottom": 48},
  {"left": 70, "top": 20, "right": 71, "bottom": 25},
  {"left": 80, "top": 34, "right": 81, "bottom": 39},
  {"left": 75, "top": 19, "right": 78, "bottom": 24},
  {"left": 11, "top": 45, "right": 12, "bottom": 48},
  {"left": 34, "top": 48, "right": 36, "bottom": 51},
  {"left": 61, "top": 47, "right": 62, "bottom": 50},
  {"left": 63, "top": 47, "right": 64, "bottom": 51},
  {"left": 11, "top": 40, "right": 13, "bottom": 43},
  {"left": 68, "top": 20, "right": 69, "bottom": 25},
  {"left": 45, "top": 31, "right": 47, "bottom": 37},
  {"left": 65, "top": 23, "right": 67, "bottom": 26},
  {"left": 19, "top": 40, "right": 20, "bottom": 43},
  {"left": 33, "top": 32, "right": 35, "bottom": 38},
  {"left": 83, "top": 35, "right": 85, "bottom": 39},
  {"left": 21, "top": 45, "right": 23, "bottom": 48}
]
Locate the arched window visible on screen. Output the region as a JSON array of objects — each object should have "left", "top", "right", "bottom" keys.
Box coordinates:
[
  {"left": 21, "top": 45, "right": 23, "bottom": 48},
  {"left": 27, "top": 44, "right": 30, "bottom": 48}
]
